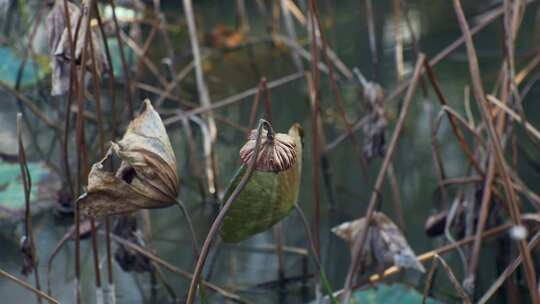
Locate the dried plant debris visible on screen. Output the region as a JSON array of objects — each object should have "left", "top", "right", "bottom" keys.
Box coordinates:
[
  {"left": 424, "top": 211, "right": 449, "bottom": 237},
  {"left": 46, "top": 0, "right": 107, "bottom": 96},
  {"left": 332, "top": 212, "right": 425, "bottom": 273},
  {"left": 220, "top": 124, "right": 303, "bottom": 243},
  {"left": 79, "top": 99, "right": 179, "bottom": 217},
  {"left": 113, "top": 215, "right": 153, "bottom": 273},
  {"left": 19, "top": 235, "right": 37, "bottom": 276},
  {"left": 239, "top": 128, "right": 297, "bottom": 173},
  {"left": 362, "top": 82, "right": 387, "bottom": 162}
]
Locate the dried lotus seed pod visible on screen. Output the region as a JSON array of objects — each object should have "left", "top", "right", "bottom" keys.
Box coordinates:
[{"left": 239, "top": 128, "right": 296, "bottom": 173}]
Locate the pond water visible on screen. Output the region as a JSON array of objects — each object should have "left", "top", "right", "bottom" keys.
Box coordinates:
[{"left": 1, "top": 0, "right": 540, "bottom": 303}]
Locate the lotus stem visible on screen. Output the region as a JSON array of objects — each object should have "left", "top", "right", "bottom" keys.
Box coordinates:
[
  {"left": 185, "top": 119, "right": 271, "bottom": 304},
  {"left": 175, "top": 199, "right": 200, "bottom": 257},
  {"left": 293, "top": 204, "right": 338, "bottom": 304},
  {"left": 18, "top": 114, "right": 44, "bottom": 304}
]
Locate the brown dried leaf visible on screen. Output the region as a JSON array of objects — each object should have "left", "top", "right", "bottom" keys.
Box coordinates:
[
  {"left": 362, "top": 82, "right": 387, "bottom": 162},
  {"left": 46, "top": 1, "right": 108, "bottom": 96},
  {"left": 46, "top": 1, "right": 80, "bottom": 96},
  {"left": 79, "top": 99, "right": 179, "bottom": 217},
  {"left": 332, "top": 212, "right": 425, "bottom": 273}
]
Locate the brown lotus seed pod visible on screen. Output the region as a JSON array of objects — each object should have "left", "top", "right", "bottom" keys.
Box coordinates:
[{"left": 239, "top": 128, "right": 297, "bottom": 173}]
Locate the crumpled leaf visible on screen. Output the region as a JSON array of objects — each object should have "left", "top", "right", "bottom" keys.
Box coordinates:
[
  {"left": 362, "top": 82, "right": 387, "bottom": 162},
  {"left": 46, "top": 0, "right": 107, "bottom": 96},
  {"left": 79, "top": 99, "right": 179, "bottom": 217},
  {"left": 46, "top": 0, "right": 79, "bottom": 96},
  {"left": 113, "top": 215, "right": 153, "bottom": 273},
  {"left": 332, "top": 212, "right": 425, "bottom": 273},
  {"left": 220, "top": 123, "right": 303, "bottom": 243}
]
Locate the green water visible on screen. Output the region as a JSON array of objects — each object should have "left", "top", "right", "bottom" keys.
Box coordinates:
[{"left": 1, "top": 0, "right": 540, "bottom": 303}]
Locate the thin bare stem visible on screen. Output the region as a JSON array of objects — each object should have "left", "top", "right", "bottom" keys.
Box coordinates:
[
  {"left": 478, "top": 231, "right": 540, "bottom": 304},
  {"left": 0, "top": 269, "right": 58, "bottom": 304},
  {"left": 17, "top": 114, "right": 43, "bottom": 304},
  {"left": 108, "top": 235, "right": 245, "bottom": 303},
  {"left": 182, "top": 0, "right": 219, "bottom": 197},
  {"left": 175, "top": 199, "right": 200, "bottom": 257},
  {"left": 433, "top": 254, "right": 471, "bottom": 303},
  {"left": 294, "top": 204, "right": 337, "bottom": 303},
  {"left": 308, "top": 0, "right": 370, "bottom": 183},
  {"left": 364, "top": 0, "right": 378, "bottom": 77},
  {"left": 342, "top": 54, "right": 425, "bottom": 302},
  {"left": 452, "top": 1, "right": 539, "bottom": 302},
  {"left": 107, "top": 0, "right": 134, "bottom": 118},
  {"left": 165, "top": 72, "right": 304, "bottom": 125}
]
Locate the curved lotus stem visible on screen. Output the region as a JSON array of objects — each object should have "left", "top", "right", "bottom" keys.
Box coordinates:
[
  {"left": 293, "top": 204, "right": 338, "bottom": 304},
  {"left": 174, "top": 198, "right": 200, "bottom": 257},
  {"left": 185, "top": 119, "right": 272, "bottom": 304}
]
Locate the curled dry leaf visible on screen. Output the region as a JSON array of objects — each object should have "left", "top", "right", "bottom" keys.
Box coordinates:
[
  {"left": 46, "top": 0, "right": 80, "bottom": 96},
  {"left": 239, "top": 128, "right": 297, "bottom": 173},
  {"left": 79, "top": 99, "right": 179, "bottom": 217},
  {"left": 46, "top": 0, "right": 107, "bottom": 96},
  {"left": 332, "top": 212, "right": 425, "bottom": 273},
  {"left": 362, "top": 82, "right": 387, "bottom": 162},
  {"left": 220, "top": 123, "right": 303, "bottom": 243}
]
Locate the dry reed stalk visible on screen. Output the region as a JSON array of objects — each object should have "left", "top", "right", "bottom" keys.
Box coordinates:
[
  {"left": 0, "top": 269, "right": 58, "bottom": 304},
  {"left": 342, "top": 54, "right": 425, "bottom": 303},
  {"left": 307, "top": 71, "right": 322, "bottom": 259},
  {"left": 107, "top": 0, "right": 133, "bottom": 118},
  {"left": 423, "top": 61, "right": 484, "bottom": 176},
  {"left": 393, "top": 0, "right": 404, "bottom": 81},
  {"left": 308, "top": 0, "right": 370, "bottom": 184},
  {"left": 109, "top": 235, "right": 245, "bottom": 303},
  {"left": 364, "top": 0, "right": 378, "bottom": 77},
  {"left": 176, "top": 72, "right": 304, "bottom": 119},
  {"left": 280, "top": 0, "right": 304, "bottom": 73},
  {"left": 119, "top": 31, "right": 168, "bottom": 87},
  {"left": 92, "top": 3, "right": 116, "bottom": 290},
  {"left": 478, "top": 231, "right": 540, "bottom": 304},
  {"left": 182, "top": 0, "right": 219, "bottom": 197},
  {"left": 452, "top": 1, "right": 539, "bottom": 302},
  {"left": 17, "top": 114, "right": 43, "bottom": 304},
  {"left": 0, "top": 83, "right": 59, "bottom": 131}
]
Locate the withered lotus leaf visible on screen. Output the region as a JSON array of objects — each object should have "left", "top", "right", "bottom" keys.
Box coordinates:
[
  {"left": 79, "top": 99, "right": 179, "bottom": 217},
  {"left": 46, "top": 1, "right": 81, "bottom": 96},
  {"left": 220, "top": 124, "right": 303, "bottom": 243},
  {"left": 332, "top": 212, "right": 425, "bottom": 273},
  {"left": 46, "top": 0, "right": 108, "bottom": 96},
  {"left": 362, "top": 82, "right": 387, "bottom": 162}
]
